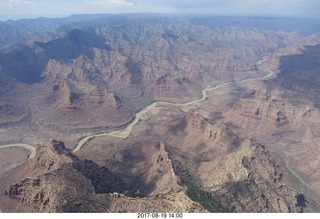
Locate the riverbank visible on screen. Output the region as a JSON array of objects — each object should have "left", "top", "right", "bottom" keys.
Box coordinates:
[{"left": 72, "top": 56, "right": 274, "bottom": 152}]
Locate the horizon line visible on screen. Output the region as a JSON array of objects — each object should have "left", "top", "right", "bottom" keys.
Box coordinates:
[{"left": 1, "top": 12, "right": 320, "bottom": 22}]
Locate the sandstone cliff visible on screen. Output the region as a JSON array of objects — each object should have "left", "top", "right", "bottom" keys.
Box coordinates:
[
  {"left": 165, "top": 110, "right": 304, "bottom": 212},
  {"left": 0, "top": 140, "right": 206, "bottom": 213}
]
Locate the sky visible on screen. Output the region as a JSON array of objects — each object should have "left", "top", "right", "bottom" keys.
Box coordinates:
[{"left": 0, "top": 0, "right": 319, "bottom": 21}]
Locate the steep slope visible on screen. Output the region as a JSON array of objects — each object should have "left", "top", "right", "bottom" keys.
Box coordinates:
[
  {"left": 268, "top": 44, "right": 320, "bottom": 108},
  {"left": 0, "top": 74, "right": 31, "bottom": 126},
  {"left": 0, "top": 110, "right": 307, "bottom": 212},
  {"left": 160, "top": 110, "right": 304, "bottom": 212},
  {"left": 1, "top": 15, "right": 319, "bottom": 137},
  {"left": 1, "top": 15, "right": 320, "bottom": 213},
  {"left": 216, "top": 44, "right": 320, "bottom": 209},
  {"left": 32, "top": 58, "right": 134, "bottom": 130},
  {"left": 77, "top": 107, "right": 306, "bottom": 212},
  {"left": 0, "top": 140, "right": 206, "bottom": 213}
]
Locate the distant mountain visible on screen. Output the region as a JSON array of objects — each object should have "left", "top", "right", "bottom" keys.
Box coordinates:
[
  {"left": 1, "top": 15, "right": 320, "bottom": 213},
  {"left": 0, "top": 14, "right": 113, "bottom": 50},
  {"left": 190, "top": 16, "right": 320, "bottom": 35},
  {"left": 0, "top": 14, "right": 319, "bottom": 132}
]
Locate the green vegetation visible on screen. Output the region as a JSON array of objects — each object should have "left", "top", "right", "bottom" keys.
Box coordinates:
[
  {"left": 186, "top": 185, "right": 230, "bottom": 213},
  {"left": 170, "top": 155, "right": 230, "bottom": 212}
]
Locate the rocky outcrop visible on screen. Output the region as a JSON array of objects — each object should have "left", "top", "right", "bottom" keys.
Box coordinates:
[
  {"left": 2, "top": 167, "right": 98, "bottom": 212},
  {"left": 1, "top": 15, "right": 319, "bottom": 135},
  {"left": 103, "top": 141, "right": 182, "bottom": 197},
  {"left": 1, "top": 15, "right": 319, "bottom": 213},
  {"left": 214, "top": 143, "right": 303, "bottom": 212},
  {"left": 0, "top": 140, "right": 206, "bottom": 213},
  {"left": 222, "top": 78, "right": 320, "bottom": 143},
  {"left": 127, "top": 142, "right": 181, "bottom": 196},
  {"left": 212, "top": 45, "right": 320, "bottom": 210},
  {"left": 165, "top": 110, "right": 305, "bottom": 212},
  {"left": 29, "top": 59, "right": 134, "bottom": 131}
]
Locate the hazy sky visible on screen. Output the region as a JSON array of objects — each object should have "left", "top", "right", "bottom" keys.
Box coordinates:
[{"left": 0, "top": 0, "right": 319, "bottom": 20}]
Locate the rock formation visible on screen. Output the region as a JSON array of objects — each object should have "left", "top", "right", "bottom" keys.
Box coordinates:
[
  {"left": 0, "top": 140, "right": 206, "bottom": 213},
  {"left": 0, "top": 14, "right": 320, "bottom": 213},
  {"left": 164, "top": 110, "right": 304, "bottom": 212}
]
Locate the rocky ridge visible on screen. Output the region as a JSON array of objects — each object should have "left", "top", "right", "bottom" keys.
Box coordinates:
[
  {"left": 164, "top": 110, "right": 305, "bottom": 212},
  {"left": 0, "top": 140, "right": 206, "bottom": 213},
  {"left": 1, "top": 16, "right": 319, "bottom": 134},
  {"left": 1, "top": 15, "right": 319, "bottom": 213},
  {"left": 212, "top": 44, "right": 320, "bottom": 209},
  {"left": 0, "top": 109, "right": 307, "bottom": 212}
]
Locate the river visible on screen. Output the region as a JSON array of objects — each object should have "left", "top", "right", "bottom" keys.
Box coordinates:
[
  {"left": 0, "top": 143, "right": 36, "bottom": 160},
  {"left": 72, "top": 57, "right": 274, "bottom": 152},
  {"left": 0, "top": 56, "right": 274, "bottom": 155}
]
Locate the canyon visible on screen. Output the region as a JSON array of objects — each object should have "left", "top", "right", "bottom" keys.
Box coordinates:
[{"left": 0, "top": 14, "right": 320, "bottom": 212}]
